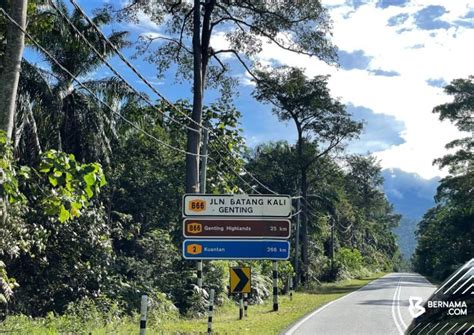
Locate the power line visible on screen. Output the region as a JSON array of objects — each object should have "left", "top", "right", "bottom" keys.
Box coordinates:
[
  {"left": 0, "top": 7, "right": 205, "bottom": 158},
  {"left": 290, "top": 210, "right": 302, "bottom": 218},
  {"left": 49, "top": 0, "right": 199, "bottom": 135},
  {"left": 39, "top": 1, "right": 268, "bottom": 194},
  {"left": 205, "top": 156, "right": 256, "bottom": 194},
  {"left": 0, "top": 7, "right": 260, "bottom": 194},
  {"left": 66, "top": 0, "right": 279, "bottom": 195}
]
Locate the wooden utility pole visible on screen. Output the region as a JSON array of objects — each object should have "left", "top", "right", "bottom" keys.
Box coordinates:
[
  {"left": 294, "top": 196, "right": 301, "bottom": 288},
  {"left": 197, "top": 127, "right": 209, "bottom": 288},
  {"left": 0, "top": 0, "right": 28, "bottom": 141},
  {"left": 330, "top": 216, "right": 335, "bottom": 274}
]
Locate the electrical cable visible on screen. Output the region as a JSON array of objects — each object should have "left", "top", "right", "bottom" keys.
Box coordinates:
[
  {"left": 0, "top": 7, "right": 207, "bottom": 159},
  {"left": 66, "top": 0, "right": 279, "bottom": 195}
]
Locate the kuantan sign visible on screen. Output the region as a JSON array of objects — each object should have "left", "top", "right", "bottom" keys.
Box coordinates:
[
  {"left": 183, "top": 239, "right": 290, "bottom": 260},
  {"left": 183, "top": 218, "right": 291, "bottom": 239},
  {"left": 183, "top": 194, "right": 291, "bottom": 217},
  {"left": 230, "top": 267, "right": 251, "bottom": 294}
]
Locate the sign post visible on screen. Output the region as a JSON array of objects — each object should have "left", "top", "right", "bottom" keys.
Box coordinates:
[{"left": 182, "top": 193, "right": 292, "bottom": 316}]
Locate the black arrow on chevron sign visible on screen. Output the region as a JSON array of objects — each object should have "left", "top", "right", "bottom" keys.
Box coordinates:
[{"left": 233, "top": 268, "right": 250, "bottom": 292}]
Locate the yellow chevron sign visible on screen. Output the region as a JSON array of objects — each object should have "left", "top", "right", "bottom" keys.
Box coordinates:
[{"left": 230, "top": 267, "right": 251, "bottom": 294}]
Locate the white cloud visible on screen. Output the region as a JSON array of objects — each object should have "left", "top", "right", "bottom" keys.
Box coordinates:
[{"left": 244, "top": 0, "right": 473, "bottom": 179}]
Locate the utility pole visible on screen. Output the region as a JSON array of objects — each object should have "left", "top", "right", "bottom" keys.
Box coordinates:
[
  {"left": 0, "top": 0, "right": 28, "bottom": 141},
  {"left": 330, "top": 215, "right": 335, "bottom": 275},
  {"left": 294, "top": 195, "right": 301, "bottom": 288},
  {"left": 197, "top": 128, "right": 209, "bottom": 288}
]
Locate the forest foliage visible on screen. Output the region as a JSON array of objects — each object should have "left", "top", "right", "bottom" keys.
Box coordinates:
[
  {"left": 0, "top": 0, "right": 405, "bottom": 322},
  {"left": 413, "top": 76, "right": 474, "bottom": 280}
]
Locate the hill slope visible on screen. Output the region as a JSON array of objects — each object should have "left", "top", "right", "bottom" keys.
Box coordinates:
[{"left": 382, "top": 168, "right": 439, "bottom": 258}]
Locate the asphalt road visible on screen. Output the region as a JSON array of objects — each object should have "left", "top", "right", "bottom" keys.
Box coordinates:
[{"left": 284, "top": 273, "right": 436, "bottom": 335}]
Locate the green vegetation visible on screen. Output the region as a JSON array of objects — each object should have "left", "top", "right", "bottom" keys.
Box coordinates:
[
  {"left": 413, "top": 76, "right": 474, "bottom": 281},
  {"left": 0, "top": 0, "right": 401, "bottom": 330},
  {"left": 0, "top": 274, "right": 383, "bottom": 334}
]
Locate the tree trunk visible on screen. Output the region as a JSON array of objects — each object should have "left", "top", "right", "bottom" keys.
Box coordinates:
[
  {"left": 0, "top": 0, "right": 28, "bottom": 141},
  {"left": 185, "top": 0, "right": 203, "bottom": 193},
  {"left": 296, "top": 128, "right": 309, "bottom": 285},
  {"left": 185, "top": 0, "right": 216, "bottom": 194}
]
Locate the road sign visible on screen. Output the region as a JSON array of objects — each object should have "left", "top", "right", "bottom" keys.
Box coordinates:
[
  {"left": 183, "top": 194, "right": 291, "bottom": 218},
  {"left": 183, "top": 218, "right": 291, "bottom": 239},
  {"left": 230, "top": 267, "right": 251, "bottom": 294},
  {"left": 183, "top": 239, "right": 290, "bottom": 260}
]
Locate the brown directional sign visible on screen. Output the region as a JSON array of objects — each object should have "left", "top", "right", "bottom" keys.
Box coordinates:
[{"left": 183, "top": 218, "right": 291, "bottom": 239}]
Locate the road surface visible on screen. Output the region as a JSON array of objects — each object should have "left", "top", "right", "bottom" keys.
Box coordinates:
[{"left": 285, "top": 273, "right": 436, "bottom": 335}]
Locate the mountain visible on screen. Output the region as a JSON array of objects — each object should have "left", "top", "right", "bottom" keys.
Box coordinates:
[{"left": 382, "top": 168, "right": 440, "bottom": 259}]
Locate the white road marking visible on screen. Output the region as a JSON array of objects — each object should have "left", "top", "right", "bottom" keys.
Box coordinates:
[
  {"left": 396, "top": 276, "right": 407, "bottom": 330},
  {"left": 284, "top": 279, "right": 377, "bottom": 335},
  {"left": 391, "top": 276, "right": 404, "bottom": 335}
]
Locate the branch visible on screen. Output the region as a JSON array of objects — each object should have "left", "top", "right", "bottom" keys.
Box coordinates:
[
  {"left": 238, "top": 0, "right": 313, "bottom": 25},
  {"left": 212, "top": 48, "right": 258, "bottom": 82},
  {"left": 169, "top": 0, "right": 183, "bottom": 15},
  {"left": 212, "top": 9, "right": 315, "bottom": 57},
  {"left": 211, "top": 53, "right": 227, "bottom": 82},
  {"left": 304, "top": 136, "right": 344, "bottom": 169},
  {"left": 142, "top": 35, "right": 193, "bottom": 55},
  {"left": 213, "top": 4, "right": 246, "bottom": 33},
  {"left": 178, "top": 7, "right": 194, "bottom": 55}
]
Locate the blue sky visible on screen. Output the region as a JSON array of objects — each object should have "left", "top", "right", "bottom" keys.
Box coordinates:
[{"left": 26, "top": 0, "right": 474, "bottom": 180}]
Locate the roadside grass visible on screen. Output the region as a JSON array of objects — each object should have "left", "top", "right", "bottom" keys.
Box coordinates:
[
  {"left": 161, "top": 275, "right": 384, "bottom": 335},
  {"left": 0, "top": 274, "right": 385, "bottom": 335}
]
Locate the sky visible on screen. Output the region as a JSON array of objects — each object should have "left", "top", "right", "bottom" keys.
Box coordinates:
[{"left": 32, "top": 0, "right": 474, "bottom": 180}]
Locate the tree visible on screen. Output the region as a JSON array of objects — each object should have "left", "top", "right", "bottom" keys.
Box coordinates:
[
  {"left": 253, "top": 66, "right": 362, "bottom": 284},
  {"left": 0, "top": 0, "right": 28, "bottom": 140},
  {"left": 16, "top": 1, "right": 129, "bottom": 163},
  {"left": 246, "top": 142, "right": 401, "bottom": 281},
  {"left": 413, "top": 76, "right": 474, "bottom": 280},
  {"left": 117, "top": 0, "right": 337, "bottom": 193},
  {"left": 432, "top": 76, "right": 473, "bottom": 204},
  {"left": 344, "top": 155, "right": 401, "bottom": 269}
]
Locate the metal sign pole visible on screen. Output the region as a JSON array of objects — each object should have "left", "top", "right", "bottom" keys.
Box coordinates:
[
  {"left": 239, "top": 293, "right": 244, "bottom": 320},
  {"left": 244, "top": 293, "right": 248, "bottom": 317},
  {"left": 273, "top": 261, "right": 278, "bottom": 311},
  {"left": 289, "top": 277, "right": 293, "bottom": 301},
  {"left": 207, "top": 289, "right": 214, "bottom": 334},
  {"left": 139, "top": 295, "right": 148, "bottom": 335}
]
